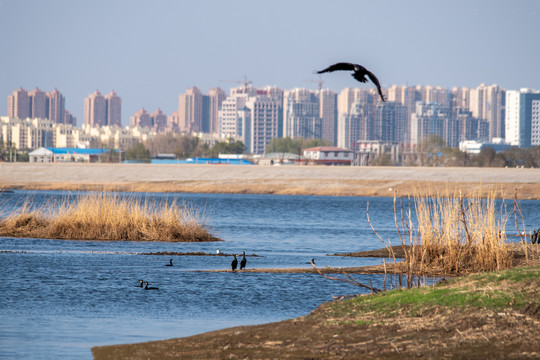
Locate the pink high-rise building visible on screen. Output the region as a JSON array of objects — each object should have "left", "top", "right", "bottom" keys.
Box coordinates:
[
  {"left": 7, "top": 88, "right": 31, "bottom": 119},
  {"left": 130, "top": 108, "right": 151, "bottom": 128},
  {"left": 84, "top": 90, "right": 122, "bottom": 127},
  {"left": 150, "top": 109, "right": 167, "bottom": 132},
  {"left": 84, "top": 91, "right": 107, "bottom": 127},
  {"left": 105, "top": 91, "right": 122, "bottom": 127},
  {"left": 178, "top": 87, "right": 203, "bottom": 133},
  {"left": 64, "top": 110, "right": 76, "bottom": 126},
  {"left": 48, "top": 88, "right": 65, "bottom": 124},
  {"left": 29, "top": 88, "right": 48, "bottom": 119}
]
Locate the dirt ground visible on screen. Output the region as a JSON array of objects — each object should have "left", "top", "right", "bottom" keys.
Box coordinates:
[{"left": 1, "top": 163, "right": 539, "bottom": 199}]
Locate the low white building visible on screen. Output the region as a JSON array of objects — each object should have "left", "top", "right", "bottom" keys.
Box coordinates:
[
  {"left": 303, "top": 146, "right": 354, "bottom": 165},
  {"left": 28, "top": 147, "right": 113, "bottom": 163}
]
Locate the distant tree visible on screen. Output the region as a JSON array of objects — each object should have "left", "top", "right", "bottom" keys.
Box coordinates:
[
  {"left": 144, "top": 134, "right": 200, "bottom": 158},
  {"left": 211, "top": 139, "right": 246, "bottom": 156},
  {"left": 369, "top": 154, "right": 393, "bottom": 166},
  {"left": 125, "top": 143, "right": 151, "bottom": 163},
  {"left": 265, "top": 137, "right": 330, "bottom": 155},
  {"left": 441, "top": 148, "right": 470, "bottom": 167}
]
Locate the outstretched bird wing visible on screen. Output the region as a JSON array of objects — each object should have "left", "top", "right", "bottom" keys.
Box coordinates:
[
  {"left": 365, "top": 69, "right": 386, "bottom": 102},
  {"left": 317, "top": 62, "right": 356, "bottom": 74}
]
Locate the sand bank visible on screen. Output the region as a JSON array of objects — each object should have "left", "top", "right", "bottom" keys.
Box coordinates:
[{"left": 1, "top": 163, "right": 539, "bottom": 199}]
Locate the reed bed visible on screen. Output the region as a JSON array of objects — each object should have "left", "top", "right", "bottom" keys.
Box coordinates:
[
  {"left": 367, "top": 187, "right": 522, "bottom": 290},
  {"left": 0, "top": 192, "right": 220, "bottom": 242},
  {"left": 410, "top": 189, "right": 512, "bottom": 276}
]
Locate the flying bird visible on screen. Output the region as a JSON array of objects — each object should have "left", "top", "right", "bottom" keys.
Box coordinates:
[{"left": 317, "top": 62, "right": 386, "bottom": 102}]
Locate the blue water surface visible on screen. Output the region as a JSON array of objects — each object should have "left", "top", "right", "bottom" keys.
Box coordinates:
[{"left": 0, "top": 190, "right": 538, "bottom": 359}]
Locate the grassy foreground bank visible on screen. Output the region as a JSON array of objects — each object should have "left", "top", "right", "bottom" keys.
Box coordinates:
[
  {"left": 0, "top": 193, "right": 220, "bottom": 242},
  {"left": 92, "top": 265, "right": 540, "bottom": 359}
]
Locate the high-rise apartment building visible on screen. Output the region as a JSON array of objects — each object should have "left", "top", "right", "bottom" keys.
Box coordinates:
[
  {"left": 7, "top": 88, "right": 31, "bottom": 119},
  {"left": 48, "top": 89, "right": 65, "bottom": 124},
  {"left": 217, "top": 85, "right": 281, "bottom": 153},
  {"left": 337, "top": 100, "right": 373, "bottom": 149},
  {"left": 243, "top": 96, "right": 281, "bottom": 154},
  {"left": 29, "top": 88, "right": 48, "bottom": 119},
  {"left": 283, "top": 88, "right": 321, "bottom": 139},
  {"left": 7, "top": 87, "right": 68, "bottom": 124},
  {"left": 84, "top": 90, "right": 122, "bottom": 127},
  {"left": 218, "top": 90, "right": 249, "bottom": 139},
  {"left": 177, "top": 87, "right": 203, "bottom": 133},
  {"left": 207, "top": 88, "right": 227, "bottom": 134},
  {"left": 63, "top": 110, "right": 76, "bottom": 126},
  {"left": 319, "top": 89, "right": 337, "bottom": 145},
  {"left": 150, "top": 109, "right": 168, "bottom": 132},
  {"left": 505, "top": 89, "right": 540, "bottom": 147},
  {"left": 105, "top": 91, "right": 122, "bottom": 127},
  {"left": 84, "top": 91, "right": 107, "bottom": 127},
  {"left": 410, "top": 102, "right": 459, "bottom": 148},
  {"left": 375, "top": 102, "right": 407, "bottom": 143},
  {"left": 469, "top": 84, "right": 505, "bottom": 141},
  {"left": 130, "top": 108, "right": 151, "bottom": 128}
]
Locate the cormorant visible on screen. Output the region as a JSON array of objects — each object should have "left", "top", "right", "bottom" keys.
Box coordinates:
[
  {"left": 136, "top": 279, "right": 143, "bottom": 288},
  {"left": 317, "top": 62, "right": 386, "bottom": 102},
  {"left": 306, "top": 258, "right": 316, "bottom": 265},
  {"left": 532, "top": 229, "right": 538, "bottom": 244},
  {"left": 240, "top": 251, "right": 247, "bottom": 270},
  {"left": 231, "top": 254, "right": 238, "bottom": 271},
  {"left": 144, "top": 282, "right": 159, "bottom": 290},
  {"left": 166, "top": 258, "right": 173, "bottom": 266}
]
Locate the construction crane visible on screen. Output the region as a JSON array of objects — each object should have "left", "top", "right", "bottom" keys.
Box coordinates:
[
  {"left": 219, "top": 76, "right": 252, "bottom": 93},
  {"left": 304, "top": 76, "right": 324, "bottom": 93}
]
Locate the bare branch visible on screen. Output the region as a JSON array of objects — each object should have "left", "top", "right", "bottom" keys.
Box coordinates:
[{"left": 310, "top": 261, "right": 381, "bottom": 293}]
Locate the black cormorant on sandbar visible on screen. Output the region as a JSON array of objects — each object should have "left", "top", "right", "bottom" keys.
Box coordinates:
[
  {"left": 231, "top": 254, "right": 238, "bottom": 271},
  {"left": 240, "top": 251, "right": 247, "bottom": 270}
]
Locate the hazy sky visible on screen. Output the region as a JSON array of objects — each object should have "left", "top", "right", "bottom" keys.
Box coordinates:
[{"left": 1, "top": 0, "right": 539, "bottom": 126}]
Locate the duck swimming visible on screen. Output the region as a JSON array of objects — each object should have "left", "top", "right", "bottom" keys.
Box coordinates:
[{"left": 144, "top": 282, "right": 159, "bottom": 290}]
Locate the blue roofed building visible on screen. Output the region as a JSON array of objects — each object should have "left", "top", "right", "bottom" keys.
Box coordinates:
[{"left": 28, "top": 147, "right": 116, "bottom": 163}]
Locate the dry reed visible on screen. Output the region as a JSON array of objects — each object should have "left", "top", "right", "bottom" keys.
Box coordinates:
[
  {"left": 402, "top": 188, "right": 513, "bottom": 277},
  {"left": 0, "top": 192, "right": 220, "bottom": 242}
]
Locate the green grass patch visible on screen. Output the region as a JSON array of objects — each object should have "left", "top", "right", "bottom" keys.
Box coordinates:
[{"left": 319, "top": 266, "right": 539, "bottom": 321}]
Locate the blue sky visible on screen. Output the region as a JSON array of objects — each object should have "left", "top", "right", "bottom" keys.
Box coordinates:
[{"left": 1, "top": 0, "right": 539, "bottom": 126}]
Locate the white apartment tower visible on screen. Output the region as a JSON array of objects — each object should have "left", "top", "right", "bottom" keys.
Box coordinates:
[
  {"left": 505, "top": 89, "right": 540, "bottom": 147},
  {"left": 283, "top": 88, "right": 321, "bottom": 139}
]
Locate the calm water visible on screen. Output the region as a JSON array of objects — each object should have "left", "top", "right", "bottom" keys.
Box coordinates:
[{"left": 1, "top": 190, "right": 538, "bottom": 359}]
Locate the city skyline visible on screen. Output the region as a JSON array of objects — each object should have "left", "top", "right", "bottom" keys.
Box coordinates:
[{"left": 1, "top": 0, "right": 539, "bottom": 127}]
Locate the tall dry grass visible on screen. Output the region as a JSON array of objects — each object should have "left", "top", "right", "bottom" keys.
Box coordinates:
[
  {"left": 368, "top": 187, "right": 516, "bottom": 288},
  {"left": 0, "top": 192, "right": 220, "bottom": 242},
  {"left": 410, "top": 189, "right": 512, "bottom": 275}
]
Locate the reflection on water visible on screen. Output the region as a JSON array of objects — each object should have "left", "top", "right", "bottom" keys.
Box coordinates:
[{"left": 1, "top": 190, "right": 539, "bottom": 359}]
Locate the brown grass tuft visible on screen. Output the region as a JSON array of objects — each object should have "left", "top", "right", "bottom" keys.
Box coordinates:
[{"left": 0, "top": 192, "right": 220, "bottom": 242}]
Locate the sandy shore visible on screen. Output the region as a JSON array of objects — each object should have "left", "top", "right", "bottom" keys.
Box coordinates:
[{"left": 1, "top": 163, "right": 539, "bottom": 199}]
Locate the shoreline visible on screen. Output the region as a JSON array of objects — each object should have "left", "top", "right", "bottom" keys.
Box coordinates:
[{"left": 1, "top": 163, "right": 539, "bottom": 199}]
